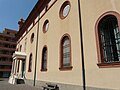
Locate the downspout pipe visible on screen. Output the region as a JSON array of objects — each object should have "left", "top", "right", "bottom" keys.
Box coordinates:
[
  {"left": 33, "top": 12, "right": 40, "bottom": 87},
  {"left": 77, "top": 0, "right": 86, "bottom": 90}
]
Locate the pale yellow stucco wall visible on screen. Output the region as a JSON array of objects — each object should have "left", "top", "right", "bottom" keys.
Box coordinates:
[
  {"left": 16, "top": 23, "right": 38, "bottom": 80},
  {"left": 36, "top": 0, "right": 82, "bottom": 86},
  {"left": 81, "top": 0, "right": 120, "bottom": 89},
  {"left": 16, "top": 0, "right": 120, "bottom": 89}
]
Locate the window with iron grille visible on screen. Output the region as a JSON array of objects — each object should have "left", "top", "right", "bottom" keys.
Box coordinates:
[
  {"left": 98, "top": 15, "right": 120, "bottom": 64},
  {"left": 41, "top": 46, "right": 47, "bottom": 71}
]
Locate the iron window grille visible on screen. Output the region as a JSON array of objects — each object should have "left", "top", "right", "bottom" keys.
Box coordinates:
[{"left": 99, "top": 15, "right": 120, "bottom": 63}]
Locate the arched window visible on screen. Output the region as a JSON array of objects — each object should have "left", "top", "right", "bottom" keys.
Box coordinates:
[
  {"left": 96, "top": 12, "right": 120, "bottom": 67},
  {"left": 41, "top": 46, "right": 47, "bottom": 71},
  {"left": 31, "top": 33, "right": 34, "bottom": 43},
  {"left": 20, "top": 45, "right": 22, "bottom": 51},
  {"left": 28, "top": 53, "right": 32, "bottom": 72},
  {"left": 43, "top": 19, "right": 49, "bottom": 33},
  {"left": 59, "top": 35, "right": 72, "bottom": 70}
]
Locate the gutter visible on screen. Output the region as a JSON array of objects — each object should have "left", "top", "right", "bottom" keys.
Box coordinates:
[{"left": 77, "top": 0, "right": 86, "bottom": 90}]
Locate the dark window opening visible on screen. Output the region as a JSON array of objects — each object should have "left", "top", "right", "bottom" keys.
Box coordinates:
[
  {"left": 98, "top": 15, "right": 120, "bottom": 63},
  {"left": 31, "top": 33, "right": 34, "bottom": 43},
  {"left": 41, "top": 46, "right": 47, "bottom": 71},
  {"left": 28, "top": 53, "right": 32, "bottom": 72}
]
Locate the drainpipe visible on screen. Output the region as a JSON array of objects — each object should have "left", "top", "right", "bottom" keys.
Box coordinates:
[
  {"left": 77, "top": 0, "right": 86, "bottom": 90},
  {"left": 33, "top": 12, "right": 40, "bottom": 86}
]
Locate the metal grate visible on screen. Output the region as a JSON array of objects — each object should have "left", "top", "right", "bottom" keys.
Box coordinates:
[{"left": 100, "top": 15, "right": 120, "bottom": 63}]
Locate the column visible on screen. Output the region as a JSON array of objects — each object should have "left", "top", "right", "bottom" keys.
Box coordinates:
[
  {"left": 15, "top": 60, "right": 18, "bottom": 75},
  {"left": 11, "top": 59, "right": 15, "bottom": 75},
  {"left": 13, "top": 59, "right": 17, "bottom": 75},
  {"left": 20, "top": 60, "right": 23, "bottom": 77},
  {"left": 17, "top": 60, "right": 20, "bottom": 73}
]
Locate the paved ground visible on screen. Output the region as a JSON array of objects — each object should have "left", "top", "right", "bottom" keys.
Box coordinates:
[{"left": 0, "top": 80, "right": 42, "bottom": 90}]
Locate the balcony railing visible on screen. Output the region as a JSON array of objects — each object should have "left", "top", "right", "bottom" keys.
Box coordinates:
[
  {"left": 0, "top": 47, "right": 15, "bottom": 51},
  {"left": 0, "top": 39, "right": 16, "bottom": 45},
  {"left": 0, "top": 54, "right": 12, "bottom": 58},
  {"left": 0, "top": 61, "right": 12, "bottom": 65},
  {"left": 0, "top": 68, "right": 11, "bottom": 72},
  {"left": 0, "top": 33, "right": 15, "bottom": 38}
]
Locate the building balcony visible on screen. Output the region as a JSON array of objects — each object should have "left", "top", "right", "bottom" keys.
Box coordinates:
[
  {"left": 0, "top": 68, "right": 11, "bottom": 72},
  {"left": 0, "top": 61, "right": 12, "bottom": 65},
  {"left": 0, "top": 47, "right": 15, "bottom": 51},
  {"left": 0, "top": 39, "right": 16, "bottom": 45},
  {"left": 0, "top": 33, "right": 15, "bottom": 38},
  {"left": 0, "top": 54, "right": 12, "bottom": 58}
]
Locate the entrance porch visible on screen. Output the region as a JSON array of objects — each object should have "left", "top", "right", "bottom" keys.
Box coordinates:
[{"left": 8, "top": 51, "right": 26, "bottom": 84}]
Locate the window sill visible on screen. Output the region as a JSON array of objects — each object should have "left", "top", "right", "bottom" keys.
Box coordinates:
[
  {"left": 97, "top": 62, "right": 120, "bottom": 68},
  {"left": 59, "top": 66, "right": 73, "bottom": 71},
  {"left": 41, "top": 69, "right": 47, "bottom": 72}
]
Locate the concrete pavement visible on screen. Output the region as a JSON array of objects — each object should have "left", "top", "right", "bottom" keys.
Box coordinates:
[{"left": 0, "top": 80, "right": 42, "bottom": 90}]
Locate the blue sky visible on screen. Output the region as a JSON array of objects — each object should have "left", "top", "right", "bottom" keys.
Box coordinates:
[{"left": 0, "top": 0, "right": 38, "bottom": 32}]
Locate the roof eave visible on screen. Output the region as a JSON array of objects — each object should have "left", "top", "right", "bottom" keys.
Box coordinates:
[{"left": 16, "top": 0, "right": 51, "bottom": 40}]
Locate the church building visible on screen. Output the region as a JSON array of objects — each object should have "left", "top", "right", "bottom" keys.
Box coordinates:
[{"left": 9, "top": 0, "right": 120, "bottom": 90}]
